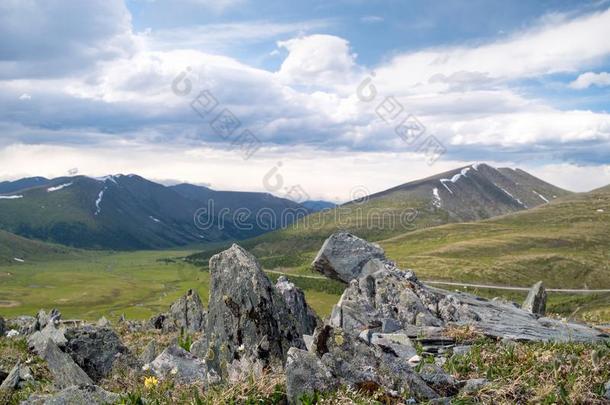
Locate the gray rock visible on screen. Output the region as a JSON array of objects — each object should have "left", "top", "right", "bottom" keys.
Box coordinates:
[
  {"left": 452, "top": 345, "right": 472, "bottom": 356},
  {"left": 319, "top": 233, "right": 607, "bottom": 342},
  {"left": 0, "top": 361, "right": 33, "bottom": 390},
  {"left": 150, "top": 345, "right": 218, "bottom": 385},
  {"left": 22, "top": 385, "right": 119, "bottom": 405},
  {"left": 522, "top": 281, "right": 547, "bottom": 317},
  {"left": 604, "top": 379, "right": 610, "bottom": 400},
  {"left": 461, "top": 378, "right": 489, "bottom": 393},
  {"left": 28, "top": 323, "right": 67, "bottom": 354},
  {"left": 10, "top": 316, "right": 36, "bottom": 335},
  {"left": 40, "top": 339, "right": 93, "bottom": 388},
  {"left": 303, "top": 335, "right": 314, "bottom": 351},
  {"left": 96, "top": 317, "right": 110, "bottom": 328},
  {"left": 417, "top": 364, "right": 461, "bottom": 397},
  {"left": 35, "top": 309, "right": 61, "bottom": 332},
  {"left": 275, "top": 276, "right": 320, "bottom": 335},
  {"left": 63, "top": 325, "right": 130, "bottom": 381},
  {"left": 204, "top": 244, "right": 305, "bottom": 378},
  {"left": 310, "top": 325, "right": 439, "bottom": 401},
  {"left": 370, "top": 333, "right": 418, "bottom": 359},
  {"left": 285, "top": 348, "right": 337, "bottom": 404},
  {"left": 381, "top": 318, "right": 402, "bottom": 333},
  {"left": 312, "top": 232, "right": 391, "bottom": 283},
  {"left": 149, "top": 289, "right": 206, "bottom": 333},
  {"left": 140, "top": 340, "right": 158, "bottom": 364},
  {"left": 0, "top": 316, "right": 5, "bottom": 336}
]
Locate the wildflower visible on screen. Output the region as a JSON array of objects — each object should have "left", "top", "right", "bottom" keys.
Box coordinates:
[{"left": 144, "top": 376, "right": 159, "bottom": 389}]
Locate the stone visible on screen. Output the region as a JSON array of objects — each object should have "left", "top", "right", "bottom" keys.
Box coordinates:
[
  {"left": 522, "top": 281, "right": 547, "bottom": 317},
  {"left": 312, "top": 232, "right": 392, "bottom": 283},
  {"left": 318, "top": 233, "right": 607, "bottom": 342},
  {"left": 408, "top": 355, "right": 422, "bottom": 366},
  {"left": 311, "top": 325, "right": 438, "bottom": 401},
  {"left": 303, "top": 335, "right": 314, "bottom": 351},
  {"left": 204, "top": 245, "right": 305, "bottom": 378},
  {"left": 22, "top": 385, "right": 119, "bottom": 405},
  {"left": 140, "top": 340, "right": 158, "bottom": 364},
  {"left": 381, "top": 318, "right": 402, "bottom": 333},
  {"left": 35, "top": 309, "right": 61, "bottom": 332},
  {"left": 149, "top": 289, "right": 206, "bottom": 333},
  {"left": 150, "top": 345, "right": 218, "bottom": 385},
  {"left": 96, "top": 317, "right": 110, "bottom": 328},
  {"left": 452, "top": 345, "right": 472, "bottom": 356},
  {"left": 28, "top": 323, "right": 67, "bottom": 354},
  {"left": 461, "top": 378, "right": 489, "bottom": 394},
  {"left": 40, "top": 339, "right": 93, "bottom": 388},
  {"left": 275, "top": 276, "right": 320, "bottom": 335},
  {"left": 417, "top": 364, "right": 461, "bottom": 397},
  {"left": 0, "top": 316, "right": 5, "bottom": 336},
  {"left": 0, "top": 361, "right": 33, "bottom": 390},
  {"left": 370, "top": 333, "right": 418, "bottom": 359},
  {"left": 63, "top": 325, "right": 131, "bottom": 381},
  {"left": 285, "top": 348, "right": 337, "bottom": 404},
  {"left": 604, "top": 379, "right": 610, "bottom": 400},
  {"left": 6, "top": 329, "right": 19, "bottom": 338},
  {"left": 10, "top": 316, "right": 36, "bottom": 335}
]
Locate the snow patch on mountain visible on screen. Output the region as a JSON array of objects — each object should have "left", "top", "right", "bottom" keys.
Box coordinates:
[
  {"left": 47, "top": 182, "right": 73, "bottom": 192},
  {"left": 532, "top": 190, "right": 549, "bottom": 203},
  {"left": 0, "top": 195, "right": 23, "bottom": 200},
  {"left": 496, "top": 185, "right": 527, "bottom": 208},
  {"left": 432, "top": 187, "right": 442, "bottom": 208},
  {"left": 439, "top": 179, "right": 454, "bottom": 194},
  {"left": 94, "top": 188, "right": 106, "bottom": 216},
  {"left": 149, "top": 216, "right": 161, "bottom": 223}
]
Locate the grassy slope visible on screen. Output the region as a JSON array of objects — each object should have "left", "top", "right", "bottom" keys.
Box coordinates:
[{"left": 0, "top": 229, "right": 79, "bottom": 264}]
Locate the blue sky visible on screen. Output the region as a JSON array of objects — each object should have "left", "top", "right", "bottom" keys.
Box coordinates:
[{"left": 1, "top": 0, "right": 610, "bottom": 200}]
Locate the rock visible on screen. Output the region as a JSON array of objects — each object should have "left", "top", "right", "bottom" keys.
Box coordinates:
[
  {"left": 149, "top": 289, "right": 206, "bottom": 333},
  {"left": 23, "top": 385, "right": 119, "bottom": 405},
  {"left": 140, "top": 340, "right": 158, "bottom": 364},
  {"left": 452, "top": 345, "right": 472, "bottom": 356},
  {"left": 35, "top": 309, "right": 61, "bottom": 331},
  {"left": 370, "top": 333, "right": 418, "bottom": 359},
  {"left": 408, "top": 355, "right": 422, "bottom": 366},
  {"left": 303, "top": 335, "right": 314, "bottom": 351},
  {"left": 310, "top": 325, "right": 438, "bottom": 401},
  {"left": 312, "top": 232, "right": 391, "bottom": 283},
  {"left": 96, "top": 317, "right": 110, "bottom": 328},
  {"left": 40, "top": 339, "right": 93, "bottom": 388},
  {"left": 0, "top": 361, "right": 33, "bottom": 390},
  {"left": 0, "top": 316, "right": 5, "bottom": 336},
  {"left": 319, "top": 233, "right": 607, "bottom": 342},
  {"left": 28, "top": 323, "right": 67, "bottom": 354},
  {"left": 204, "top": 245, "right": 305, "bottom": 378},
  {"left": 522, "top": 281, "right": 547, "bottom": 317},
  {"left": 275, "top": 276, "right": 320, "bottom": 335},
  {"left": 461, "top": 378, "right": 489, "bottom": 394},
  {"left": 150, "top": 345, "right": 218, "bottom": 385},
  {"left": 285, "top": 348, "right": 337, "bottom": 404},
  {"left": 417, "top": 364, "right": 461, "bottom": 397},
  {"left": 6, "top": 329, "right": 20, "bottom": 338},
  {"left": 604, "top": 379, "right": 610, "bottom": 400},
  {"left": 381, "top": 318, "right": 402, "bottom": 333},
  {"left": 10, "top": 316, "right": 36, "bottom": 335},
  {"left": 63, "top": 325, "right": 130, "bottom": 381}
]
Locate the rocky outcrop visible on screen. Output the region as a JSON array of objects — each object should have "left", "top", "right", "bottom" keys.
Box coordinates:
[
  {"left": 34, "top": 309, "right": 61, "bottom": 332},
  {"left": 150, "top": 345, "right": 218, "bottom": 385},
  {"left": 28, "top": 323, "right": 67, "bottom": 354},
  {"left": 522, "top": 281, "right": 547, "bottom": 316},
  {"left": 0, "top": 361, "right": 33, "bottom": 390},
  {"left": 285, "top": 348, "right": 337, "bottom": 404},
  {"left": 320, "top": 232, "right": 608, "bottom": 342},
  {"left": 140, "top": 340, "right": 158, "bottom": 364},
  {"left": 23, "top": 385, "right": 119, "bottom": 405},
  {"left": 149, "top": 289, "right": 206, "bottom": 333},
  {"left": 64, "top": 325, "right": 131, "bottom": 381},
  {"left": 40, "top": 339, "right": 93, "bottom": 389},
  {"left": 203, "top": 244, "right": 305, "bottom": 378},
  {"left": 312, "top": 232, "right": 390, "bottom": 283},
  {"left": 0, "top": 316, "right": 5, "bottom": 336},
  {"left": 275, "top": 276, "right": 320, "bottom": 335}
]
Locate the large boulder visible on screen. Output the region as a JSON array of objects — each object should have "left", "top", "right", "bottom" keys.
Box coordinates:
[
  {"left": 0, "top": 361, "right": 33, "bottom": 390},
  {"left": 319, "top": 232, "right": 608, "bottom": 342},
  {"left": 28, "top": 323, "right": 67, "bottom": 354},
  {"left": 40, "top": 339, "right": 93, "bottom": 389},
  {"left": 23, "top": 385, "right": 119, "bottom": 405},
  {"left": 34, "top": 309, "right": 61, "bottom": 332},
  {"left": 309, "top": 325, "right": 439, "bottom": 401},
  {"left": 522, "top": 281, "right": 547, "bottom": 317},
  {"left": 312, "top": 232, "right": 390, "bottom": 283},
  {"left": 203, "top": 244, "right": 305, "bottom": 378},
  {"left": 150, "top": 345, "right": 218, "bottom": 385},
  {"left": 149, "top": 289, "right": 206, "bottom": 333},
  {"left": 275, "top": 276, "right": 320, "bottom": 335},
  {"left": 64, "top": 325, "right": 131, "bottom": 381},
  {"left": 285, "top": 348, "right": 337, "bottom": 404}
]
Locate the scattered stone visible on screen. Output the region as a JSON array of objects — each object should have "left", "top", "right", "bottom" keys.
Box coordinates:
[
  {"left": 275, "top": 276, "right": 320, "bottom": 335},
  {"left": 6, "top": 329, "right": 19, "bottom": 338},
  {"left": 96, "top": 317, "right": 110, "bottom": 328},
  {"left": 40, "top": 339, "right": 93, "bottom": 388},
  {"left": 64, "top": 325, "right": 130, "bottom": 381},
  {"left": 204, "top": 244, "right": 305, "bottom": 378},
  {"left": 9, "top": 316, "right": 36, "bottom": 335},
  {"left": 522, "top": 281, "right": 547, "bottom": 317},
  {"left": 150, "top": 345, "right": 218, "bottom": 385},
  {"left": 310, "top": 325, "right": 438, "bottom": 401},
  {"left": 28, "top": 323, "right": 67, "bottom": 354},
  {"left": 285, "top": 348, "right": 337, "bottom": 404},
  {"left": 319, "top": 232, "right": 607, "bottom": 342},
  {"left": 0, "top": 361, "right": 33, "bottom": 390},
  {"left": 417, "top": 364, "right": 461, "bottom": 397},
  {"left": 452, "top": 345, "right": 472, "bottom": 357},
  {"left": 408, "top": 355, "right": 422, "bottom": 366},
  {"left": 312, "top": 232, "right": 392, "bottom": 283},
  {"left": 140, "top": 340, "right": 158, "bottom": 365},
  {"left": 23, "top": 384, "right": 119, "bottom": 405},
  {"left": 461, "top": 378, "right": 489, "bottom": 394}
]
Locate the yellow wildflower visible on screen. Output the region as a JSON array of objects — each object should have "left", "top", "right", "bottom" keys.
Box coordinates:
[{"left": 144, "top": 376, "right": 159, "bottom": 389}]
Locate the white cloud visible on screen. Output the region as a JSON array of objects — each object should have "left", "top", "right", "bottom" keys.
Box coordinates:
[
  {"left": 361, "top": 15, "right": 384, "bottom": 23},
  {"left": 569, "top": 71, "right": 610, "bottom": 89},
  {"left": 18, "top": 93, "right": 31, "bottom": 100}
]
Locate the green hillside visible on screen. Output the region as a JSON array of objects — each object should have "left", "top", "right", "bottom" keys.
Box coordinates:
[{"left": 0, "top": 229, "right": 78, "bottom": 264}]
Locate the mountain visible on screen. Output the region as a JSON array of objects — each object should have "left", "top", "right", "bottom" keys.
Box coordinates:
[
  {"left": 300, "top": 200, "right": 337, "bottom": 212},
  {"left": 0, "top": 229, "right": 76, "bottom": 264},
  {"left": 186, "top": 163, "right": 572, "bottom": 269},
  {"left": 0, "top": 177, "right": 50, "bottom": 194},
  {"left": 0, "top": 174, "right": 309, "bottom": 250}
]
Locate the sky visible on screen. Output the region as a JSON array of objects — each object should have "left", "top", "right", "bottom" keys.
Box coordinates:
[{"left": 1, "top": 0, "right": 610, "bottom": 202}]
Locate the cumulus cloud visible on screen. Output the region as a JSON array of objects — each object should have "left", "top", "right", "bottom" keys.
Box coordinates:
[{"left": 569, "top": 71, "right": 610, "bottom": 89}]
